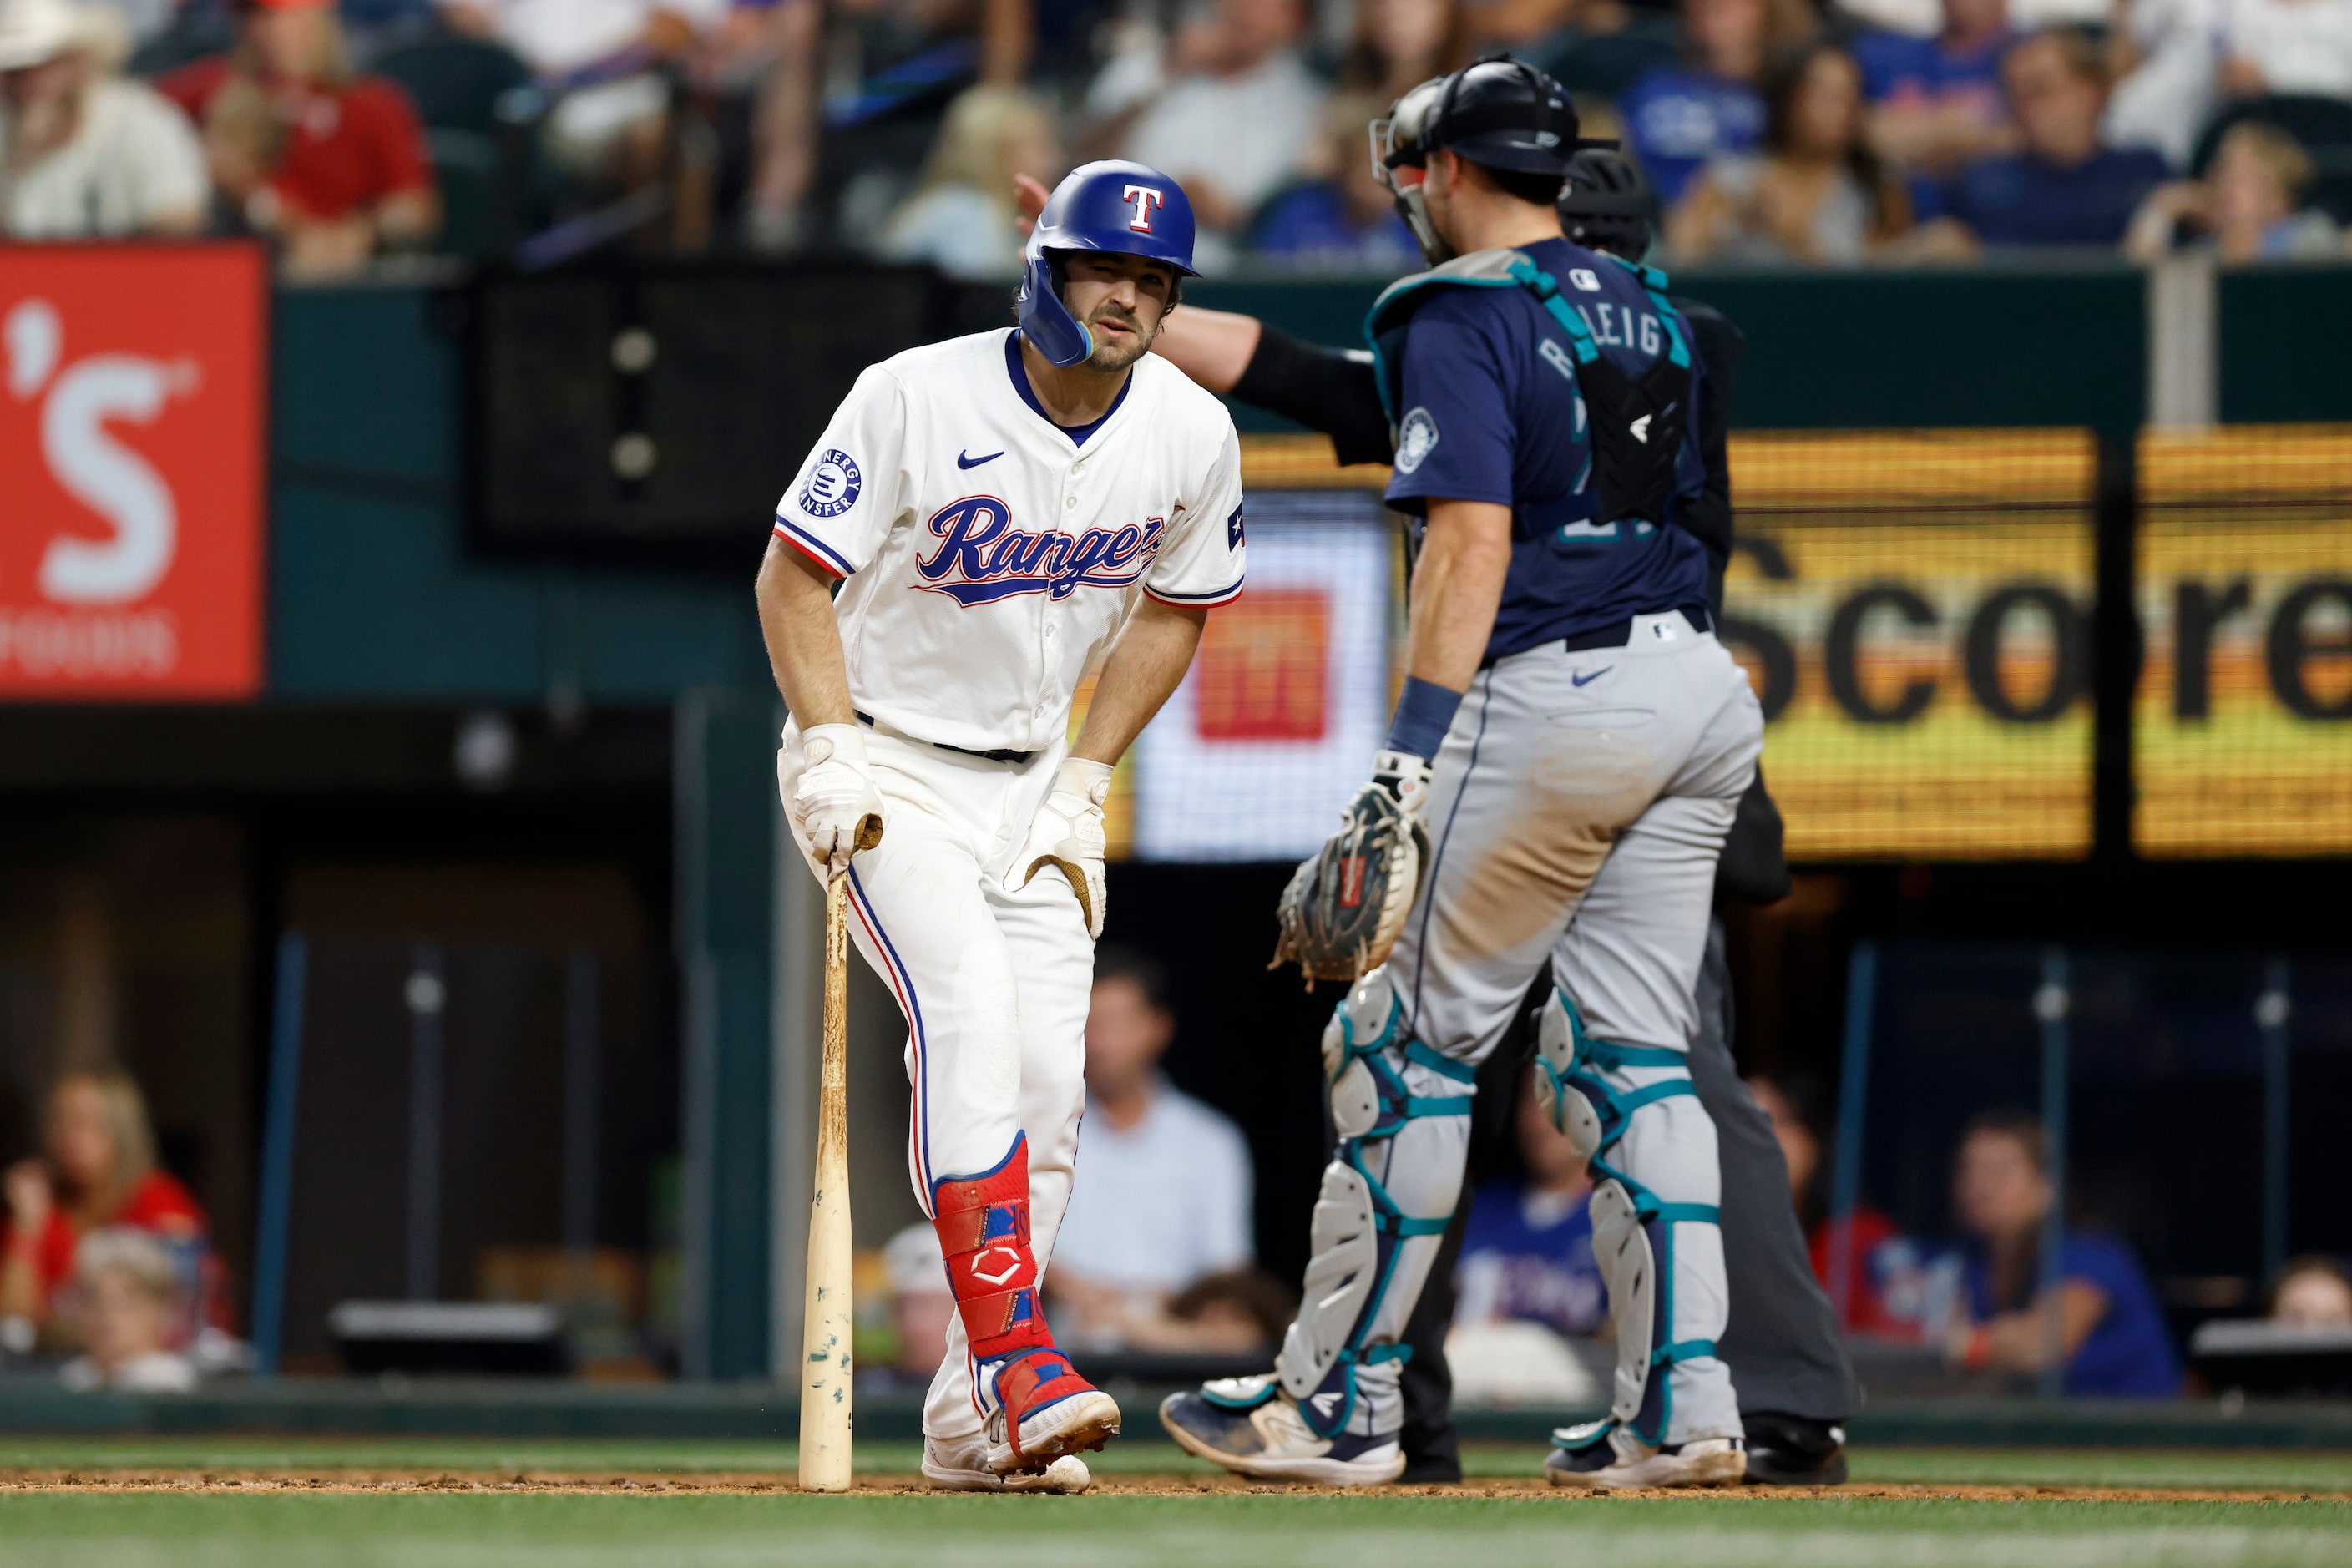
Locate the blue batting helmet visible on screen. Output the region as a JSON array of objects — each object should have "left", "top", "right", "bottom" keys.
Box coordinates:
[{"left": 1017, "top": 160, "right": 1199, "bottom": 368}]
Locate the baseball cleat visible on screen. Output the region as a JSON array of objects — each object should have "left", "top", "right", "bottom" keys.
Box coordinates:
[
  {"left": 1544, "top": 1419, "right": 1746, "bottom": 1490},
  {"left": 984, "top": 1349, "right": 1120, "bottom": 1474},
  {"left": 923, "top": 1432, "right": 1092, "bottom": 1493},
  {"left": 1739, "top": 1413, "right": 1848, "bottom": 1486},
  {"left": 1159, "top": 1379, "right": 1406, "bottom": 1487}
]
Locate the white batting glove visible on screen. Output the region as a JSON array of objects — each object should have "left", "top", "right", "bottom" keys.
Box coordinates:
[
  {"left": 1371, "top": 749, "right": 1434, "bottom": 822},
  {"left": 787, "top": 723, "right": 885, "bottom": 870},
  {"left": 1018, "top": 757, "right": 1113, "bottom": 938}
]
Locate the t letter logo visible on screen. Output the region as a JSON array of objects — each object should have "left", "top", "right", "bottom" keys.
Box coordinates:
[{"left": 1122, "top": 184, "right": 1165, "bottom": 233}]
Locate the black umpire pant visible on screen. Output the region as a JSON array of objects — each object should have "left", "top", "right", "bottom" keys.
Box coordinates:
[{"left": 1399, "top": 918, "right": 1858, "bottom": 1476}]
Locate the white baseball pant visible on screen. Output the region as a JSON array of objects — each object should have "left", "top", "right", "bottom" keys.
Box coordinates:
[{"left": 779, "top": 719, "right": 1093, "bottom": 1441}]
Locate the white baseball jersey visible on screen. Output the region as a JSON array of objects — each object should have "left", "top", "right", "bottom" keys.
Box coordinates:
[{"left": 773, "top": 329, "right": 1247, "bottom": 755}]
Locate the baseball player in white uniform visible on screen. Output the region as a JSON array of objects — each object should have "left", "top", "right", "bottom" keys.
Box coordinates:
[{"left": 756, "top": 161, "right": 1244, "bottom": 1493}]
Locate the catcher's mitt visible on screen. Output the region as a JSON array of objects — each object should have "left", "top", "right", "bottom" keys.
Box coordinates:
[{"left": 1271, "top": 775, "right": 1430, "bottom": 986}]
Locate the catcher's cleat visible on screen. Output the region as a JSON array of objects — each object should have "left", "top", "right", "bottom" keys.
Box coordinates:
[
  {"left": 1160, "top": 1382, "right": 1406, "bottom": 1487},
  {"left": 984, "top": 1349, "right": 1120, "bottom": 1474},
  {"left": 1740, "top": 1412, "right": 1848, "bottom": 1486},
  {"left": 923, "top": 1431, "right": 1092, "bottom": 1493},
  {"left": 1544, "top": 1419, "right": 1746, "bottom": 1490}
]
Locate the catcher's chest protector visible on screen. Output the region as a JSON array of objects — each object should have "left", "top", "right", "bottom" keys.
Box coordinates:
[{"left": 1365, "top": 247, "right": 1694, "bottom": 533}]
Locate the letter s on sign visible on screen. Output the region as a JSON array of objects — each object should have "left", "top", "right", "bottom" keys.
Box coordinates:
[{"left": 6, "top": 298, "right": 185, "bottom": 606}]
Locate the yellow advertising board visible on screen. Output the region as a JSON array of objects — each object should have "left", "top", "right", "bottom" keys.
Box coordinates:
[
  {"left": 2137, "top": 427, "right": 2352, "bottom": 857},
  {"left": 1722, "top": 431, "right": 2098, "bottom": 859}
]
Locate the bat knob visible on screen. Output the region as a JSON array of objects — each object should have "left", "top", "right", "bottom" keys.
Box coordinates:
[{"left": 852, "top": 812, "right": 883, "bottom": 852}]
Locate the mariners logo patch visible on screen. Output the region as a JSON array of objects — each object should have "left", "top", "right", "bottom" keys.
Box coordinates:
[
  {"left": 799, "top": 449, "right": 862, "bottom": 518},
  {"left": 1394, "top": 407, "right": 1439, "bottom": 475}
]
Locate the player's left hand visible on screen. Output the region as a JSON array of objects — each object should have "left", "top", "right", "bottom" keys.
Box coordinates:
[{"left": 1018, "top": 757, "right": 1113, "bottom": 938}]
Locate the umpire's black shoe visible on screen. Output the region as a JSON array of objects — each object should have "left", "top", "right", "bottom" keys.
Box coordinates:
[{"left": 1740, "top": 1412, "right": 1849, "bottom": 1485}]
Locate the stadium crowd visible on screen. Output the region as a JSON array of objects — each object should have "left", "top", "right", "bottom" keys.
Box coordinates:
[{"left": 0, "top": 0, "right": 2345, "bottom": 272}]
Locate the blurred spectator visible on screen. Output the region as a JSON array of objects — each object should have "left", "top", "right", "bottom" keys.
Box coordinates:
[
  {"left": 1667, "top": 42, "right": 1918, "bottom": 264},
  {"left": 1249, "top": 92, "right": 1419, "bottom": 271},
  {"left": 2269, "top": 1257, "right": 2352, "bottom": 1328},
  {"left": 1050, "top": 947, "right": 1255, "bottom": 1347},
  {"left": 1338, "top": 0, "right": 1469, "bottom": 102},
  {"left": 1526, "top": 0, "right": 1681, "bottom": 101},
  {"left": 57, "top": 1228, "right": 196, "bottom": 1393},
  {"left": 438, "top": 0, "right": 726, "bottom": 195},
  {"left": 1, "top": 1070, "right": 224, "bottom": 1348},
  {"left": 1854, "top": 0, "right": 2016, "bottom": 210},
  {"left": 0, "top": 0, "right": 206, "bottom": 236},
  {"left": 1930, "top": 29, "right": 2169, "bottom": 249},
  {"left": 2105, "top": 0, "right": 2223, "bottom": 168},
  {"left": 1164, "top": 1268, "right": 1292, "bottom": 1353},
  {"left": 2125, "top": 119, "right": 2343, "bottom": 260},
  {"left": 2218, "top": 0, "right": 2352, "bottom": 102},
  {"left": 1114, "top": 0, "right": 1326, "bottom": 249},
  {"left": 706, "top": 0, "right": 820, "bottom": 251},
  {"left": 1746, "top": 1072, "right": 1961, "bottom": 1340},
  {"left": 1945, "top": 1110, "right": 2182, "bottom": 1396},
  {"left": 160, "top": 0, "right": 438, "bottom": 275},
  {"left": 877, "top": 1220, "right": 953, "bottom": 1386},
  {"left": 1453, "top": 1070, "right": 1606, "bottom": 1340},
  {"left": 878, "top": 83, "right": 1058, "bottom": 277},
  {"left": 816, "top": 0, "right": 1030, "bottom": 253},
  {"left": 1619, "top": 0, "right": 1815, "bottom": 208}
]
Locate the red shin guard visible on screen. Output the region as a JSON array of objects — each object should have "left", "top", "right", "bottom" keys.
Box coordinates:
[
  {"left": 932, "top": 1135, "right": 1050, "bottom": 1364},
  {"left": 931, "top": 1136, "right": 1099, "bottom": 1463}
]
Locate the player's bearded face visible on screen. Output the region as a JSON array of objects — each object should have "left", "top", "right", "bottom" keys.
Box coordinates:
[{"left": 1061, "top": 257, "right": 1176, "bottom": 372}]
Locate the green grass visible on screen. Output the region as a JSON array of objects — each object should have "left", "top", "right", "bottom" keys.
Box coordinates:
[{"left": 3, "top": 1440, "right": 2351, "bottom": 1568}]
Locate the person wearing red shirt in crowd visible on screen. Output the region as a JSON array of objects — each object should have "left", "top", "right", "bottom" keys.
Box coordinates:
[
  {"left": 159, "top": 0, "right": 436, "bottom": 276},
  {"left": 1, "top": 1070, "right": 226, "bottom": 1348},
  {"left": 1746, "top": 1072, "right": 1920, "bottom": 1338}
]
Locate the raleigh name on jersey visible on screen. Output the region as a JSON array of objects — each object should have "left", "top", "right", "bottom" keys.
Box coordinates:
[{"left": 775, "top": 329, "right": 1247, "bottom": 756}]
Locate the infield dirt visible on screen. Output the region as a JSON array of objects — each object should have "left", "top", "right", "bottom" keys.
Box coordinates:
[{"left": 0, "top": 1469, "right": 2343, "bottom": 1504}]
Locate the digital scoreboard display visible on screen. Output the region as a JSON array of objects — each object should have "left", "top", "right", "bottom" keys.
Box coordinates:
[
  {"left": 1723, "top": 430, "right": 2098, "bottom": 860},
  {"left": 2136, "top": 427, "right": 2352, "bottom": 857}
]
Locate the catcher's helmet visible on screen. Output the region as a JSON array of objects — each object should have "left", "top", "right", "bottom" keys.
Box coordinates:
[
  {"left": 1017, "top": 160, "right": 1199, "bottom": 368},
  {"left": 1370, "top": 56, "right": 1612, "bottom": 262},
  {"left": 1557, "top": 147, "right": 1654, "bottom": 259}
]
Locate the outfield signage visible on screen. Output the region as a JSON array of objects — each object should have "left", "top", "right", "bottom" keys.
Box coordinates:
[
  {"left": 0, "top": 245, "right": 266, "bottom": 700},
  {"left": 1718, "top": 432, "right": 2098, "bottom": 860},
  {"left": 2137, "top": 429, "right": 2352, "bottom": 856}
]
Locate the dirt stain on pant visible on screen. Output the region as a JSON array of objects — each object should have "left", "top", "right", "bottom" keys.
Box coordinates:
[{"left": 1437, "top": 724, "right": 1657, "bottom": 959}]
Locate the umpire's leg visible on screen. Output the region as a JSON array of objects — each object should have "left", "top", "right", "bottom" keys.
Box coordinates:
[{"left": 1692, "top": 917, "right": 1858, "bottom": 1424}]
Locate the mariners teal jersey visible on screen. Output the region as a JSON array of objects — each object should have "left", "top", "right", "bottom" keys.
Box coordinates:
[{"left": 1373, "top": 238, "right": 1712, "bottom": 663}]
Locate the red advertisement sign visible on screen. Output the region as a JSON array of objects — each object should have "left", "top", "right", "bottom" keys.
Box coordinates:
[
  {"left": 1192, "top": 589, "right": 1332, "bottom": 742},
  {"left": 0, "top": 244, "right": 266, "bottom": 700}
]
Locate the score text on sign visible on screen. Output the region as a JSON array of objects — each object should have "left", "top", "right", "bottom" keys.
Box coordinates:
[{"left": 0, "top": 245, "right": 266, "bottom": 700}]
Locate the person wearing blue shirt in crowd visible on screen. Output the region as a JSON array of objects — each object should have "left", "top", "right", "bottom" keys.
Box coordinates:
[
  {"left": 1936, "top": 30, "right": 2168, "bottom": 250},
  {"left": 1454, "top": 1071, "right": 1608, "bottom": 1338},
  {"left": 1946, "top": 1110, "right": 2183, "bottom": 1398},
  {"left": 1621, "top": 0, "right": 1806, "bottom": 207},
  {"left": 1252, "top": 98, "right": 1423, "bottom": 271},
  {"left": 1852, "top": 0, "right": 2016, "bottom": 220}
]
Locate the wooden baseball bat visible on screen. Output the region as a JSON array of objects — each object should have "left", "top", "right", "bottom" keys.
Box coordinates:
[{"left": 798, "top": 865, "right": 857, "bottom": 1493}]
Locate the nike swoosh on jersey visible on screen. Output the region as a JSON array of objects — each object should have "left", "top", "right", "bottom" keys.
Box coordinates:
[
  {"left": 957, "top": 449, "right": 1005, "bottom": 469},
  {"left": 1572, "top": 665, "right": 1613, "bottom": 687}
]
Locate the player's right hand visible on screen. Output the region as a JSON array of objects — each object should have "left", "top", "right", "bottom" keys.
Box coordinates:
[{"left": 787, "top": 723, "right": 885, "bottom": 870}]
